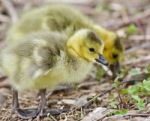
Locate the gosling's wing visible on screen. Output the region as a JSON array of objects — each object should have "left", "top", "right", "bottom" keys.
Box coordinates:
[
  {"left": 1, "top": 32, "right": 67, "bottom": 79},
  {"left": 14, "top": 32, "right": 66, "bottom": 68}
]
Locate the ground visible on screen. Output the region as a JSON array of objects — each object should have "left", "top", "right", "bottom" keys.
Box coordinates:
[{"left": 0, "top": 0, "right": 150, "bottom": 121}]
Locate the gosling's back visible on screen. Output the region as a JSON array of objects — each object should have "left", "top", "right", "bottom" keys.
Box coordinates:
[{"left": 7, "top": 5, "right": 92, "bottom": 43}]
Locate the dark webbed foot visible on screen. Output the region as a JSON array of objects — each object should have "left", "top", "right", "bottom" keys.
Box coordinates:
[
  {"left": 14, "top": 108, "right": 39, "bottom": 119},
  {"left": 12, "top": 89, "right": 69, "bottom": 119},
  {"left": 12, "top": 89, "right": 40, "bottom": 119},
  {"left": 38, "top": 89, "right": 69, "bottom": 117}
]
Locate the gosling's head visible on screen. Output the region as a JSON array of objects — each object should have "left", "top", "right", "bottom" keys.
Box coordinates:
[
  {"left": 92, "top": 25, "right": 124, "bottom": 73},
  {"left": 67, "top": 29, "right": 108, "bottom": 66},
  {"left": 104, "top": 36, "right": 124, "bottom": 73}
]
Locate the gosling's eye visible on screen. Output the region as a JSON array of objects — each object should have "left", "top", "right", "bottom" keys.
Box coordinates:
[
  {"left": 104, "top": 47, "right": 107, "bottom": 51},
  {"left": 112, "top": 53, "right": 118, "bottom": 58},
  {"left": 89, "top": 48, "right": 95, "bottom": 52}
]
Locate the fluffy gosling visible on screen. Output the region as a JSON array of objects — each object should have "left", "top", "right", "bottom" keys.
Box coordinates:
[{"left": 1, "top": 30, "right": 108, "bottom": 119}]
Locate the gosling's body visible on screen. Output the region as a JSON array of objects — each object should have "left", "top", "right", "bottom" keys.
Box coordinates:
[
  {"left": 1, "top": 29, "right": 107, "bottom": 119},
  {"left": 1, "top": 32, "right": 93, "bottom": 91},
  {"left": 2, "top": 5, "right": 109, "bottom": 118}
]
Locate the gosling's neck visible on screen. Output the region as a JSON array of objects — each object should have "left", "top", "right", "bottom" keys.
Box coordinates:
[
  {"left": 65, "top": 46, "right": 85, "bottom": 63},
  {"left": 66, "top": 31, "right": 86, "bottom": 61},
  {"left": 65, "top": 42, "right": 89, "bottom": 64}
]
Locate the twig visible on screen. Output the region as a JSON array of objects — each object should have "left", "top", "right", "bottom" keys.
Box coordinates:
[
  {"left": 102, "top": 113, "right": 150, "bottom": 121},
  {"left": 125, "top": 41, "right": 150, "bottom": 54},
  {"left": 0, "top": 14, "right": 10, "bottom": 23},
  {"left": 124, "top": 113, "right": 150, "bottom": 117},
  {"left": 0, "top": 76, "right": 10, "bottom": 89},
  {"left": 0, "top": 77, "right": 10, "bottom": 89},
  {"left": 0, "top": 76, "right": 7, "bottom": 82},
  {"left": 81, "top": 107, "right": 113, "bottom": 121},
  {"left": 129, "top": 35, "right": 150, "bottom": 41},
  {"left": 107, "top": 9, "right": 150, "bottom": 29},
  {"left": 49, "top": 114, "right": 58, "bottom": 121},
  {"left": 0, "top": 83, "right": 11, "bottom": 89},
  {"left": 102, "top": 65, "right": 113, "bottom": 77},
  {"left": 44, "top": 0, "right": 99, "bottom": 7},
  {"left": 1, "top": 0, "right": 18, "bottom": 23},
  {"left": 124, "top": 72, "right": 149, "bottom": 84},
  {"left": 123, "top": 55, "right": 150, "bottom": 65},
  {"left": 77, "top": 81, "right": 99, "bottom": 89}
]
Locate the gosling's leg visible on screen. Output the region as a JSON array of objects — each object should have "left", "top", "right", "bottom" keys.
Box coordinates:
[
  {"left": 38, "top": 89, "right": 46, "bottom": 116},
  {"left": 12, "top": 89, "right": 39, "bottom": 119},
  {"left": 38, "top": 89, "right": 69, "bottom": 117}
]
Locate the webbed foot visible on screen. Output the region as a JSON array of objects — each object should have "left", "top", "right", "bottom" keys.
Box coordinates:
[
  {"left": 12, "top": 89, "right": 40, "bottom": 119},
  {"left": 12, "top": 89, "right": 69, "bottom": 119},
  {"left": 14, "top": 108, "right": 39, "bottom": 119}
]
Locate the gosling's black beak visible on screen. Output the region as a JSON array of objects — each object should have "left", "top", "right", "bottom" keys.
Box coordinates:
[
  {"left": 110, "top": 62, "right": 120, "bottom": 74},
  {"left": 96, "top": 54, "right": 108, "bottom": 66}
]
